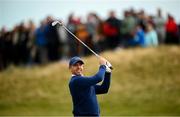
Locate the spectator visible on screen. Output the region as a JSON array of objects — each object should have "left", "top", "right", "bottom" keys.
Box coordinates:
[
  {"left": 121, "top": 10, "right": 136, "bottom": 47},
  {"left": 144, "top": 23, "right": 158, "bottom": 47},
  {"left": 165, "top": 14, "right": 179, "bottom": 44},
  {"left": 90, "top": 13, "right": 106, "bottom": 53},
  {"left": 154, "top": 8, "right": 166, "bottom": 44},
  {"left": 86, "top": 13, "right": 97, "bottom": 39},
  {"left": 26, "top": 20, "right": 36, "bottom": 65},
  {"left": 57, "top": 20, "right": 69, "bottom": 60},
  {"left": 103, "top": 11, "right": 121, "bottom": 50},
  {"left": 3, "top": 31, "right": 13, "bottom": 67},
  {"left": 0, "top": 27, "right": 7, "bottom": 70},
  {"left": 178, "top": 23, "right": 180, "bottom": 43},
  {"left": 127, "top": 25, "right": 145, "bottom": 47},
  {"left": 17, "top": 22, "right": 30, "bottom": 64},
  {"left": 35, "top": 20, "right": 48, "bottom": 64},
  {"left": 66, "top": 13, "right": 79, "bottom": 57},
  {"left": 44, "top": 16, "right": 61, "bottom": 61},
  {"left": 86, "top": 13, "right": 103, "bottom": 54},
  {"left": 11, "top": 25, "right": 20, "bottom": 65},
  {"left": 137, "top": 10, "right": 147, "bottom": 31},
  {"left": 76, "top": 23, "right": 89, "bottom": 56}
]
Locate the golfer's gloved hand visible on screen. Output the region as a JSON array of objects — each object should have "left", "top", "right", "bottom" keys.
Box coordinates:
[
  {"left": 105, "top": 61, "right": 112, "bottom": 73},
  {"left": 99, "top": 57, "right": 112, "bottom": 73}
]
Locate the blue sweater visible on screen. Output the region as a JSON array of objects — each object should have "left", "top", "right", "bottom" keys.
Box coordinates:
[{"left": 69, "top": 65, "right": 111, "bottom": 116}]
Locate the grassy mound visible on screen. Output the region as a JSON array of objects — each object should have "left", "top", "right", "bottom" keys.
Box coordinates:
[{"left": 0, "top": 46, "right": 180, "bottom": 116}]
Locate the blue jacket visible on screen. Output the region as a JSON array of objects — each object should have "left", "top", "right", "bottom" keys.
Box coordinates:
[
  {"left": 128, "top": 28, "right": 145, "bottom": 47},
  {"left": 35, "top": 27, "right": 47, "bottom": 47},
  {"left": 69, "top": 65, "right": 111, "bottom": 116}
]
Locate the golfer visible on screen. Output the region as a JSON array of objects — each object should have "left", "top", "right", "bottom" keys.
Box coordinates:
[{"left": 69, "top": 56, "right": 112, "bottom": 116}]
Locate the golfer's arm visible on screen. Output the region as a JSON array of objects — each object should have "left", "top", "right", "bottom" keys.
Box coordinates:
[
  {"left": 95, "top": 72, "right": 111, "bottom": 94},
  {"left": 74, "top": 65, "right": 106, "bottom": 87}
]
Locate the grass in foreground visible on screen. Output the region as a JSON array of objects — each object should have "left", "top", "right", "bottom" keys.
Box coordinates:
[{"left": 0, "top": 46, "right": 180, "bottom": 116}]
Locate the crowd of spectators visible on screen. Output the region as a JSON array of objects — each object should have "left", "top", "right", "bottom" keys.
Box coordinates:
[{"left": 0, "top": 8, "right": 180, "bottom": 71}]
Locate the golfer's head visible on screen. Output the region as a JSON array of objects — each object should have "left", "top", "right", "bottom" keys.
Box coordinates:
[{"left": 69, "top": 56, "right": 84, "bottom": 76}]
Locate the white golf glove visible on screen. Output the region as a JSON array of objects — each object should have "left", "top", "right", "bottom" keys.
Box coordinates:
[{"left": 105, "top": 61, "right": 112, "bottom": 73}]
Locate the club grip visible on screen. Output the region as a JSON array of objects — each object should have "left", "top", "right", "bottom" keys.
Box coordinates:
[{"left": 106, "top": 61, "right": 113, "bottom": 70}]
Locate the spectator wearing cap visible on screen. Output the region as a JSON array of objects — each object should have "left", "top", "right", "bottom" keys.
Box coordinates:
[{"left": 68, "top": 56, "right": 112, "bottom": 116}]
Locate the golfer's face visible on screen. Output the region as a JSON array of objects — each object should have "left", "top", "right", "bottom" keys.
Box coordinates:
[{"left": 70, "top": 62, "right": 84, "bottom": 75}]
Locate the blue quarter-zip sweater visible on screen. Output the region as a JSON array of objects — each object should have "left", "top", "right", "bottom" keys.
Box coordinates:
[{"left": 69, "top": 65, "right": 111, "bottom": 116}]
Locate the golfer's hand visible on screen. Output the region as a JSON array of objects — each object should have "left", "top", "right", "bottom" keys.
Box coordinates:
[
  {"left": 105, "top": 61, "right": 112, "bottom": 73},
  {"left": 99, "top": 57, "right": 107, "bottom": 66}
]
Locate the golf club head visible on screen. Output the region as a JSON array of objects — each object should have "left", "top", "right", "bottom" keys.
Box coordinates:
[{"left": 52, "top": 21, "right": 63, "bottom": 26}]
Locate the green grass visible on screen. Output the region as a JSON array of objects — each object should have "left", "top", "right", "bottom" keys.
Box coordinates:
[{"left": 0, "top": 45, "right": 180, "bottom": 116}]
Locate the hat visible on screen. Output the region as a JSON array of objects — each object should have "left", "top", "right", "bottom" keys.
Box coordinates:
[{"left": 69, "top": 56, "right": 84, "bottom": 67}]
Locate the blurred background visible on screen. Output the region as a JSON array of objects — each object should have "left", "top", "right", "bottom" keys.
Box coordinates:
[{"left": 0, "top": 0, "right": 180, "bottom": 116}]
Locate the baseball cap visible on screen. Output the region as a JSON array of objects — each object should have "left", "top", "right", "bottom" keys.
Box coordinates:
[{"left": 69, "top": 56, "right": 84, "bottom": 67}]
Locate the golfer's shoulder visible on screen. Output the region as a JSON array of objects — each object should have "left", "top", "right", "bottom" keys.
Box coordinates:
[{"left": 69, "top": 76, "right": 86, "bottom": 86}]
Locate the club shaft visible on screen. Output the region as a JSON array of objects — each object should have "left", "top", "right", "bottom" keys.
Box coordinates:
[{"left": 61, "top": 24, "right": 100, "bottom": 58}]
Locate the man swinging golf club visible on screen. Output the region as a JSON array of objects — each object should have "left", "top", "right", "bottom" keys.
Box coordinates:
[
  {"left": 68, "top": 56, "right": 112, "bottom": 116},
  {"left": 52, "top": 21, "right": 112, "bottom": 116}
]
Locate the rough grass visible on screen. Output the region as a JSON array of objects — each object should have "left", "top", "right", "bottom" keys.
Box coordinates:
[{"left": 0, "top": 45, "right": 180, "bottom": 116}]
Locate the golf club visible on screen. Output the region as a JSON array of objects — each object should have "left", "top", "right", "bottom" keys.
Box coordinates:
[{"left": 52, "top": 21, "right": 113, "bottom": 70}]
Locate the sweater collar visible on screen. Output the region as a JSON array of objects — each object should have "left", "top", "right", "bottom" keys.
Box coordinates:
[{"left": 72, "top": 74, "right": 83, "bottom": 77}]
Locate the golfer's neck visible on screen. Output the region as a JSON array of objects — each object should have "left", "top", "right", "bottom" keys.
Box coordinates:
[{"left": 72, "top": 73, "right": 83, "bottom": 76}]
